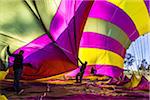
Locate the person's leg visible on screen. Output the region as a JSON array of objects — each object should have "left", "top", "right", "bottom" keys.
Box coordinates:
[
  {"left": 76, "top": 73, "right": 80, "bottom": 83},
  {"left": 17, "top": 69, "right": 23, "bottom": 92},
  {"left": 80, "top": 73, "right": 84, "bottom": 83},
  {"left": 15, "top": 70, "right": 20, "bottom": 93},
  {"left": 17, "top": 69, "right": 24, "bottom": 95},
  {"left": 14, "top": 70, "right": 18, "bottom": 91}
]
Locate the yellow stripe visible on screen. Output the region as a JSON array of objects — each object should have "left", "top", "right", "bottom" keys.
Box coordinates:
[
  {"left": 108, "top": 0, "right": 150, "bottom": 35},
  {"left": 78, "top": 48, "right": 124, "bottom": 69},
  {"left": 83, "top": 17, "right": 131, "bottom": 48}
]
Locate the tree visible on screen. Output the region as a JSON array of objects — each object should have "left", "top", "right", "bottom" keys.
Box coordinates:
[
  {"left": 139, "top": 59, "right": 148, "bottom": 70},
  {"left": 124, "top": 53, "right": 135, "bottom": 70}
]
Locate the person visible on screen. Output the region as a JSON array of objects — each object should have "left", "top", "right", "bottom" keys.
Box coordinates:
[
  {"left": 76, "top": 59, "right": 87, "bottom": 83},
  {"left": 7, "top": 46, "right": 31, "bottom": 95},
  {"left": 91, "top": 67, "right": 96, "bottom": 75},
  {"left": 0, "top": 59, "right": 6, "bottom": 71}
]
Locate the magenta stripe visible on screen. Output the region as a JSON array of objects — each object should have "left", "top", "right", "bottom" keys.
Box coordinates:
[
  {"left": 144, "top": 0, "right": 150, "bottom": 14},
  {"left": 80, "top": 32, "right": 126, "bottom": 58},
  {"left": 50, "top": 0, "right": 76, "bottom": 40},
  {"left": 10, "top": 34, "right": 51, "bottom": 63},
  {"left": 50, "top": 0, "right": 86, "bottom": 41},
  {"left": 54, "top": 1, "right": 94, "bottom": 64},
  {"left": 89, "top": 1, "right": 139, "bottom": 41},
  {"left": 65, "top": 65, "right": 95, "bottom": 77},
  {"left": 65, "top": 64, "right": 123, "bottom": 78},
  {"left": 96, "top": 65, "right": 123, "bottom": 78}
]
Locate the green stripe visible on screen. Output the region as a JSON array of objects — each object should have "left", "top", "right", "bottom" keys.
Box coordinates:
[
  {"left": 84, "top": 17, "right": 131, "bottom": 49},
  {"left": 35, "top": 0, "right": 61, "bottom": 32}
]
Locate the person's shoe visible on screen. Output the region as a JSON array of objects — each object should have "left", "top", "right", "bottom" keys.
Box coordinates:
[{"left": 17, "top": 89, "right": 24, "bottom": 95}]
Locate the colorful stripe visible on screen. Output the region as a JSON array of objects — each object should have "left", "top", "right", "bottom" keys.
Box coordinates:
[
  {"left": 78, "top": 48, "right": 124, "bottom": 69},
  {"left": 50, "top": 0, "right": 83, "bottom": 40},
  {"left": 65, "top": 64, "right": 123, "bottom": 78},
  {"left": 9, "top": 43, "right": 77, "bottom": 79},
  {"left": 96, "top": 65, "right": 123, "bottom": 78},
  {"left": 84, "top": 17, "right": 131, "bottom": 48},
  {"left": 89, "top": 0, "right": 139, "bottom": 41},
  {"left": 55, "top": 0, "right": 94, "bottom": 64},
  {"left": 80, "top": 32, "right": 126, "bottom": 58},
  {"left": 108, "top": 0, "right": 150, "bottom": 35},
  {"left": 10, "top": 34, "right": 51, "bottom": 66},
  {"left": 65, "top": 65, "right": 94, "bottom": 77}
]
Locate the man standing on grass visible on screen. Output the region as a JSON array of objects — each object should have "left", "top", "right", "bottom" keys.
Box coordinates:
[
  {"left": 7, "top": 46, "right": 25, "bottom": 95},
  {"left": 76, "top": 59, "right": 87, "bottom": 83}
]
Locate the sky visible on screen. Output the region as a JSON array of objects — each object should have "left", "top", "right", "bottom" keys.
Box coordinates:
[{"left": 125, "top": 32, "right": 150, "bottom": 70}]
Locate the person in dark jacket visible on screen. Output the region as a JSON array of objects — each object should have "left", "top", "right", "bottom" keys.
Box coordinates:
[
  {"left": 7, "top": 46, "right": 31, "bottom": 94},
  {"left": 76, "top": 59, "right": 87, "bottom": 83},
  {"left": 91, "top": 67, "right": 96, "bottom": 75},
  {"left": 0, "top": 59, "right": 6, "bottom": 71}
]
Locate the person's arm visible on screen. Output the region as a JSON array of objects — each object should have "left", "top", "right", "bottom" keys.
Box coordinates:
[
  {"left": 78, "top": 58, "right": 83, "bottom": 65},
  {"left": 23, "top": 63, "right": 33, "bottom": 68},
  {"left": 7, "top": 46, "right": 16, "bottom": 57}
]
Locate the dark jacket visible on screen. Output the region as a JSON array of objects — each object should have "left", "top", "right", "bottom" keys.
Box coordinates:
[
  {"left": 80, "top": 64, "right": 86, "bottom": 73},
  {"left": 7, "top": 49, "right": 23, "bottom": 70}
]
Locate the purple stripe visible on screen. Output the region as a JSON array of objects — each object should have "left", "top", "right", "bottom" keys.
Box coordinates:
[
  {"left": 89, "top": 1, "right": 139, "bottom": 41},
  {"left": 65, "top": 64, "right": 123, "bottom": 78},
  {"left": 144, "top": 0, "right": 150, "bottom": 14},
  {"left": 23, "top": 43, "right": 74, "bottom": 70},
  {"left": 50, "top": 0, "right": 91, "bottom": 41},
  {"left": 50, "top": 0, "right": 80, "bottom": 40},
  {"left": 95, "top": 65, "right": 123, "bottom": 78},
  {"left": 65, "top": 65, "right": 96, "bottom": 77},
  {"left": 55, "top": 1, "right": 94, "bottom": 64},
  {"left": 10, "top": 34, "right": 51, "bottom": 63},
  {"left": 80, "top": 32, "right": 126, "bottom": 58}
]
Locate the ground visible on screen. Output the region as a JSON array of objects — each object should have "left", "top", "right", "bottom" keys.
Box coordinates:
[{"left": 0, "top": 76, "right": 149, "bottom": 100}]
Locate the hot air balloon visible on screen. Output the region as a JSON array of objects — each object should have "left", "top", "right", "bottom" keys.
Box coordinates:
[{"left": 0, "top": 0, "right": 149, "bottom": 81}]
